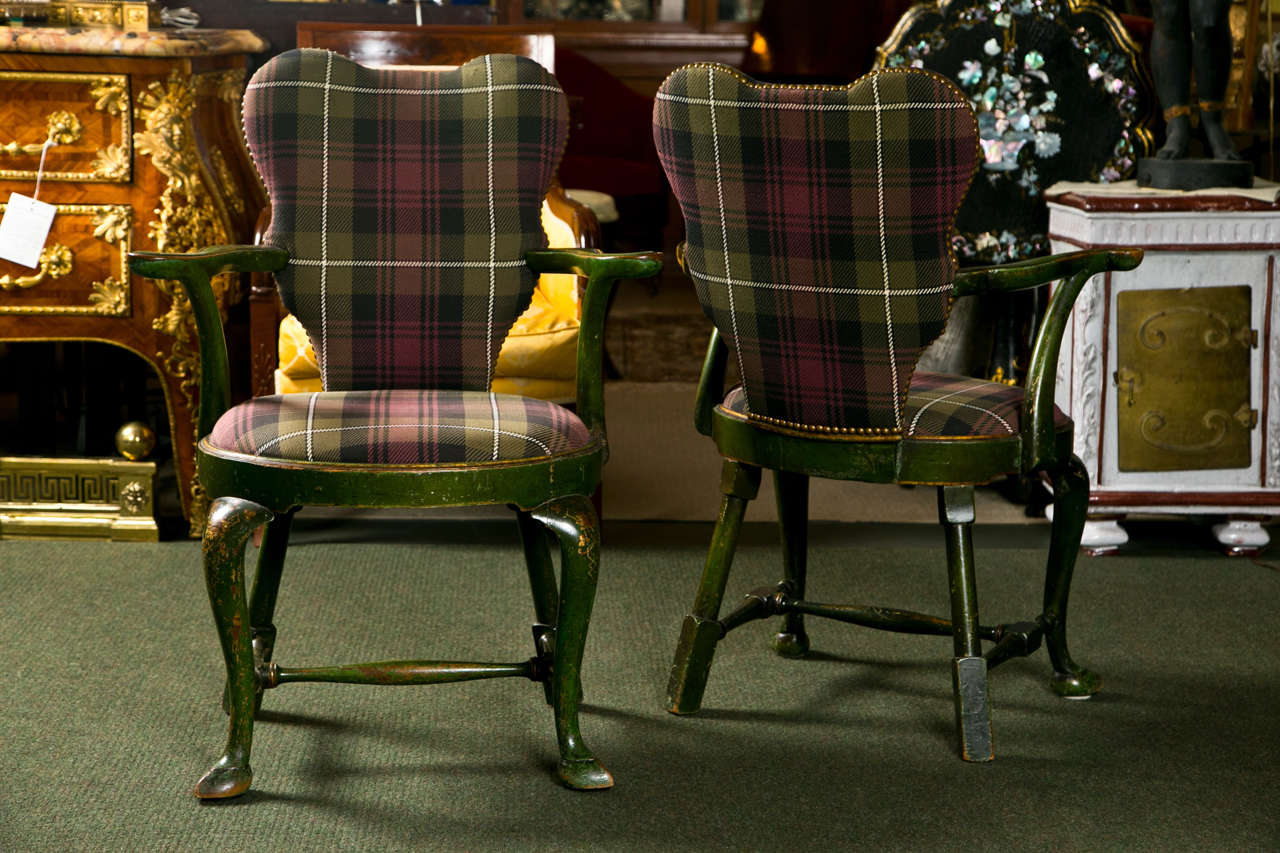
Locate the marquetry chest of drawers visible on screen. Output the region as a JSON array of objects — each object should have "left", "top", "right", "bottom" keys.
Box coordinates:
[
  {"left": 0, "top": 27, "right": 267, "bottom": 535},
  {"left": 1047, "top": 185, "right": 1280, "bottom": 555}
]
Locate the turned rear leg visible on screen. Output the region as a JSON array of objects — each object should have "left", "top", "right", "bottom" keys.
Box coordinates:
[
  {"left": 666, "top": 461, "right": 761, "bottom": 714},
  {"left": 773, "top": 470, "right": 810, "bottom": 657},
  {"left": 939, "top": 486, "right": 993, "bottom": 762}
]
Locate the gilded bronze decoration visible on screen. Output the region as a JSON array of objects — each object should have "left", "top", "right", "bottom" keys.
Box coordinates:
[
  {"left": 88, "top": 276, "right": 128, "bottom": 315},
  {"left": 135, "top": 70, "right": 240, "bottom": 530},
  {"left": 0, "top": 202, "right": 130, "bottom": 316},
  {"left": 1115, "top": 285, "right": 1257, "bottom": 471},
  {"left": 134, "top": 72, "right": 233, "bottom": 278},
  {"left": 114, "top": 420, "right": 157, "bottom": 461},
  {"left": 196, "top": 68, "right": 247, "bottom": 104},
  {"left": 119, "top": 480, "right": 148, "bottom": 513},
  {"left": 90, "top": 76, "right": 129, "bottom": 117},
  {"left": 0, "top": 109, "right": 82, "bottom": 156},
  {"left": 0, "top": 72, "right": 131, "bottom": 183},
  {"left": 92, "top": 205, "right": 130, "bottom": 244},
  {"left": 46, "top": 1, "right": 154, "bottom": 31},
  {"left": 91, "top": 143, "right": 130, "bottom": 181},
  {"left": 209, "top": 147, "right": 244, "bottom": 217},
  {"left": 0, "top": 244, "right": 72, "bottom": 291}
]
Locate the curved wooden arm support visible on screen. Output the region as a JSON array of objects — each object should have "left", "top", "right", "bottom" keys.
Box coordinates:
[
  {"left": 128, "top": 245, "right": 291, "bottom": 436},
  {"left": 682, "top": 243, "right": 731, "bottom": 438},
  {"left": 686, "top": 244, "right": 1144, "bottom": 470},
  {"left": 695, "top": 328, "right": 729, "bottom": 437},
  {"left": 983, "top": 247, "right": 1143, "bottom": 472},
  {"left": 525, "top": 248, "right": 663, "bottom": 440},
  {"left": 952, "top": 247, "right": 1142, "bottom": 298}
]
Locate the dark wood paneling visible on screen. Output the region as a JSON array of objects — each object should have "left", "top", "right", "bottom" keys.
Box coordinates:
[
  {"left": 296, "top": 22, "right": 554, "bottom": 70},
  {"left": 180, "top": 1, "right": 490, "bottom": 64}
]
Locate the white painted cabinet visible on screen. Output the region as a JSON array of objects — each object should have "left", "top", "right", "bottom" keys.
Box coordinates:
[{"left": 1047, "top": 188, "right": 1280, "bottom": 554}]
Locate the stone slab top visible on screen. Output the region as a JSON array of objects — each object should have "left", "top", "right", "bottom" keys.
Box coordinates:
[{"left": 0, "top": 26, "right": 267, "bottom": 57}]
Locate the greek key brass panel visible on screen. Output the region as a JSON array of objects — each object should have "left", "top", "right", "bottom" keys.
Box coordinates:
[
  {"left": 0, "top": 72, "right": 131, "bottom": 183},
  {"left": 1114, "top": 285, "right": 1256, "bottom": 471},
  {"left": 0, "top": 456, "right": 157, "bottom": 541},
  {"left": 0, "top": 203, "right": 131, "bottom": 316}
]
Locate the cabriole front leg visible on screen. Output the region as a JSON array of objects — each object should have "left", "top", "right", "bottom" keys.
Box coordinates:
[
  {"left": 1043, "top": 455, "right": 1102, "bottom": 699},
  {"left": 773, "top": 470, "right": 810, "bottom": 658},
  {"left": 220, "top": 507, "right": 296, "bottom": 717},
  {"left": 516, "top": 507, "right": 560, "bottom": 706},
  {"left": 532, "top": 495, "right": 611, "bottom": 790},
  {"left": 197, "top": 496, "right": 274, "bottom": 799}
]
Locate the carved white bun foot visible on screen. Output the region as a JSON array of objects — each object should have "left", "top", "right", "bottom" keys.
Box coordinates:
[
  {"left": 1080, "top": 519, "right": 1128, "bottom": 556},
  {"left": 1211, "top": 520, "right": 1269, "bottom": 557}
]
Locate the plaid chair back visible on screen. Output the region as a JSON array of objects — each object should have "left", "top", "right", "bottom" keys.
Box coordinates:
[
  {"left": 653, "top": 64, "right": 978, "bottom": 435},
  {"left": 244, "top": 49, "right": 568, "bottom": 392}
]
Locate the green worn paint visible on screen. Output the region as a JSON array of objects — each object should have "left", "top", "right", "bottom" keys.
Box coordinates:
[
  {"left": 666, "top": 244, "right": 1136, "bottom": 760},
  {"left": 129, "top": 245, "right": 661, "bottom": 797}
]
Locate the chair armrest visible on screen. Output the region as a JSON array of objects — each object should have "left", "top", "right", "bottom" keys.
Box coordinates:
[
  {"left": 676, "top": 242, "right": 730, "bottom": 436},
  {"left": 694, "top": 328, "right": 729, "bottom": 437},
  {"left": 953, "top": 247, "right": 1142, "bottom": 298},
  {"left": 128, "top": 245, "right": 290, "bottom": 437},
  {"left": 524, "top": 247, "right": 661, "bottom": 279},
  {"left": 1012, "top": 247, "right": 1144, "bottom": 471},
  {"left": 525, "top": 248, "right": 663, "bottom": 439}
]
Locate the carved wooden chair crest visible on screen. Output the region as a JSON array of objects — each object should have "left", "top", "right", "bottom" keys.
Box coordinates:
[
  {"left": 653, "top": 62, "right": 1140, "bottom": 759},
  {"left": 129, "top": 48, "right": 660, "bottom": 797}
]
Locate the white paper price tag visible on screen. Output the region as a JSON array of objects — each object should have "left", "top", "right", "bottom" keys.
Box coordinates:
[{"left": 0, "top": 192, "right": 57, "bottom": 268}]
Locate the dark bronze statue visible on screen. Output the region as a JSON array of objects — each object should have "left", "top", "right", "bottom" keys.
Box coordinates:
[{"left": 1151, "top": 0, "right": 1242, "bottom": 161}]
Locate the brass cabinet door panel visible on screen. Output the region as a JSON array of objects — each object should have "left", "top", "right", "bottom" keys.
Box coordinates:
[
  {"left": 1115, "top": 285, "right": 1256, "bottom": 471},
  {"left": 0, "top": 71, "right": 131, "bottom": 183}
]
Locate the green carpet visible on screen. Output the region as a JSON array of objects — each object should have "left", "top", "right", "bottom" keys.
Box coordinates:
[{"left": 2, "top": 518, "right": 1277, "bottom": 851}]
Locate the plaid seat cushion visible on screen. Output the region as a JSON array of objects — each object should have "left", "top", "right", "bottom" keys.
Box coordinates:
[
  {"left": 244, "top": 50, "right": 568, "bottom": 393},
  {"left": 208, "top": 391, "right": 591, "bottom": 465},
  {"left": 720, "top": 371, "right": 1069, "bottom": 439},
  {"left": 654, "top": 63, "right": 978, "bottom": 436}
]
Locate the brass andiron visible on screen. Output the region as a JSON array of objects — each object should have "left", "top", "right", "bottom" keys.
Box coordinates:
[{"left": 0, "top": 420, "right": 159, "bottom": 541}]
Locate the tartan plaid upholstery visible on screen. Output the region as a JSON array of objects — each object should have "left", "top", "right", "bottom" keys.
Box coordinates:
[
  {"left": 244, "top": 49, "right": 568, "bottom": 392},
  {"left": 720, "top": 372, "right": 1069, "bottom": 439},
  {"left": 654, "top": 64, "right": 978, "bottom": 435},
  {"left": 209, "top": 391, "right": 590, "bottom": 464}
]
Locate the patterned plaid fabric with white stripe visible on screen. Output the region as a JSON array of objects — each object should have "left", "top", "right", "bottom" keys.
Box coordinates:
[
  {"left": 653, "top": 64, "right": 978, "bottom": 435},
  {"left": 721, "top": 373, "right": 1070, "bottom": 439},
  {"left": 210, "top": 391, "right": 590, "bottom": 464},
  {"left": 244, "top": 49, "right": 568, "bottom": 392}
]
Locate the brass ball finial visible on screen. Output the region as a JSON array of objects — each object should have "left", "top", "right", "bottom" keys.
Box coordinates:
[{"left": 115, "top": 421, "right": 157, "bottom": 461}]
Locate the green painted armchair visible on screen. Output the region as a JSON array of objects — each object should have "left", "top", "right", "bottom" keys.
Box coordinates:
[
  {"left": 129, "top": 49, "right": 660, "bottom": 798},
  {"left": 652, "top": 62, "right": 1141, "bottom": 760}
]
